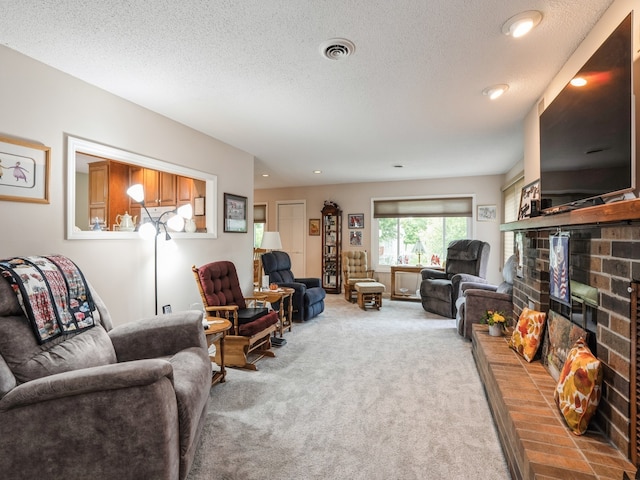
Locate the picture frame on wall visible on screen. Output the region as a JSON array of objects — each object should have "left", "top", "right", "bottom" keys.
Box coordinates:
[
  {"left": 518, "top": 179, "right": 540, "bottom": 220},
  {"left": 309, "top": 218, "right": 320, "bottom": 236},
  {"left": 349, "top": 230, "right": 362, "bottom": 246},
  {"left": 0, "top": 136, "right": 50, "bottom": 204},
  {"left": 223, "top": 193, "right": 247, "bottom": 233},
  {"left": 348, "top": 213, "right": 364, "bottom": 229},
  {"left": 477, "top": 205, "right": 497, "bottom": 221}
]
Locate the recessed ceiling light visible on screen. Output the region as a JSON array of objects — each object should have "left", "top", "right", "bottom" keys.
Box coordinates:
[
  {"left": 393, "top": 164, "right": 404, "bottom": 168},
  {"left": 262, "top": 173, "right": 269, "bottom": 177},
  {"left": 482, "top": 84, "right": 509, "bottom": 100},
  {"left": 570, "top": 77, "right": 587, "bottom": 87},
  {"left": 502, "top": 10, "right": 542, "bottom": 38},
  {"left": 313, "top": 170, "right": 322, "bottom": 174}
]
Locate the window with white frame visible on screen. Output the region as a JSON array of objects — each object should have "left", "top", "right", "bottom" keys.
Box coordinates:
[
  {"left": 372, "top": 196, "right": 473, "bottom": 267},
  {"left": 253, "top": 203, "right": 266, "bottom": 247},
  {"left": 502, "top": 176, "right": 524, "bottom": 264}
]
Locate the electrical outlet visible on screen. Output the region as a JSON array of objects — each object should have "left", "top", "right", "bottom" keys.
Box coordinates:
[{"left": 162, "top": 304, "right": 172, "bottom": 314}]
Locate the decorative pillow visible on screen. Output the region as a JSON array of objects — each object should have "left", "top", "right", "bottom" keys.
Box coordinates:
[
  {"left": 554, "top": 339, "right": 603, "bottom": 435},
  {"left": 508, "top": 308, "right": 547, "bottom": 362}
]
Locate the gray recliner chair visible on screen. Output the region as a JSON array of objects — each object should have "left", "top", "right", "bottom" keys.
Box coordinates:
[
  {"left": 0, "top": 255, "right": 211, "bottom": 480},
  {"left": 419, "top": 239, "right": 491, "bottom": 318},
  {"left": 455, "top": 254, "right": 517, "bottom": 339}
]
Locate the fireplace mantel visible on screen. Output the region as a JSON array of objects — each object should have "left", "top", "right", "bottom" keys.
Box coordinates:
[{"left": 500, "top": 197, "right": 640, "bottom": 231}]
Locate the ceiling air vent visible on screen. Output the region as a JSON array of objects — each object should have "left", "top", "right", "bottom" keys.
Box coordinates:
[{"left": 320, "top": 38, "right": 355, "bottom": 60}]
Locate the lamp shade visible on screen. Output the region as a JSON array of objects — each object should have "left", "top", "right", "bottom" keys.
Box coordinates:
[
  {"left": 126, "top": 184, "right": 145, "bottom": 203},
  {"left": 261, "top": 231, "right": 282, "bottom": 250},
  {"left": 412, "top": 240, "right": 425, "bottom": 254}
]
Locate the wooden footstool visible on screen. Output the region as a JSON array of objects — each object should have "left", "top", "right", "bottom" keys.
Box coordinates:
[{"left": 355, "top": 282, "right": 385, "bottom": 310}]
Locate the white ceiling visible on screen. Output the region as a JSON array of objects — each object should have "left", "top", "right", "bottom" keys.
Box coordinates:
[{"left": 1, "top": 1, "right": 614, "bottom": 189}]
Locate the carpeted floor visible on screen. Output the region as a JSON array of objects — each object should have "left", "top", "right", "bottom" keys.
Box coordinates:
[{"left": 187, "top": 294, "right": 509, "bottom": 480}]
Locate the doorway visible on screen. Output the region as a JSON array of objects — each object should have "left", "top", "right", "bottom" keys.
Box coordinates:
[{"left": 276, "top": 201, "right": 306, "bottom": 276}]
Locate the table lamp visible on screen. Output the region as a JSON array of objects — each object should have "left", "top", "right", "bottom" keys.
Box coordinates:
[{"left": 412, "top": 240, "right": 426, "bottom": 267}]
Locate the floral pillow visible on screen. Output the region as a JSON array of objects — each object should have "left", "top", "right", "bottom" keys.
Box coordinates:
[
  {"left": 554, "top": 339, "right": 603, "bottom": 435},
  {"left": 508, "top": 308, "right": 547, "bottom": 362}
]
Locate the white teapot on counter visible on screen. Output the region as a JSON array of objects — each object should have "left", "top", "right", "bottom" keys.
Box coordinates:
[{"left": 115, "top": 212, "right": 137, "bottom": 232}]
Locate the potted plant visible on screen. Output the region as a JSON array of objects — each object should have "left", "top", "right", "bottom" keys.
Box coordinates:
[{"left": 481, "top": 310, "right": 507, "bottom": 337}]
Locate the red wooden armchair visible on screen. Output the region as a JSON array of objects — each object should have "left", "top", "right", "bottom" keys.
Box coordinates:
[{"left": 192, "top": 261, "right": 278, "bottom": 370}]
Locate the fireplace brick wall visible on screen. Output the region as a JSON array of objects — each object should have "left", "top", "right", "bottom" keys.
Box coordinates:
[{"left": 513, "top": 224, "right": 640, "bottom": 458}]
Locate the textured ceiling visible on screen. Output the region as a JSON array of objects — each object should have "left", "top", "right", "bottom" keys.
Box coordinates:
[{"left": 0, "top": 1, "right": 615, "bottom": 188}]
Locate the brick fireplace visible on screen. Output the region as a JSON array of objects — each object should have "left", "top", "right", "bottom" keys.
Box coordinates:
[{"left": 511, "top": 220, "right": 640, "bottom": 460}]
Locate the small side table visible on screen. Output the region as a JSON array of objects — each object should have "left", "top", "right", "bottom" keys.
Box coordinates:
[
  {"left": 204, "top": 318, "right": 232, "bottom": 386},
  {"left": 260, "top": 287, "right": 295, "bottom": 338}
]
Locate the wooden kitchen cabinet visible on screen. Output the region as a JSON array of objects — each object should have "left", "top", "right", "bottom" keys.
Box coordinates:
[{"left": 88, "top": 160, "right": 131, "bottom": 231}]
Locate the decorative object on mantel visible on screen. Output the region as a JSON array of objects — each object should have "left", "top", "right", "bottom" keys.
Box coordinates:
[
  {"left": 508, "top": 307, "right": 547, "bottom": 362},
  {"left": 517, "top": 179, "right": 540, "bottom": 220},
  {"left": 481, "top": 310, "right": 507, "bottom": 336}
]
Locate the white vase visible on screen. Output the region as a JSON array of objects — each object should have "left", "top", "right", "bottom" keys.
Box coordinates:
[
  {"left": 488, "top": 324, "right": 503, "bottom": 337},
  {"left": 185, "top": 218, "right": 197, "bottom": 233}
]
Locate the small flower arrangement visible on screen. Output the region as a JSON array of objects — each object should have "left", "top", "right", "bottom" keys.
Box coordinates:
[{"left": 481, "top": 310, "right": 507, "bottom": 329}]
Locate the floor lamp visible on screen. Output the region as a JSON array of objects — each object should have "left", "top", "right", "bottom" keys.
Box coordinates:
[{"left": 127, "top": 184, "right": 192, "bottom": 315}]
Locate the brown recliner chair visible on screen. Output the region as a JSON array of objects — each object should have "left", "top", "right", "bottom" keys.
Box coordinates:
[
  {"left": 342, "top": 250, "right": 375, "bottom": 302},
  {"left": 0, "top": 255, "right": 211, "bottom": 480},
  {"left": 193, "top": 260, "right": 279, "bottom": 370},
  {"left": 419, "top": 239, "right": 490, "bottom": 318}
]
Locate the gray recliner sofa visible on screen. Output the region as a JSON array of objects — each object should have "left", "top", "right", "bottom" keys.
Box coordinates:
[{"left": 0, "top": 263, "right": 211, "bottom": 480}]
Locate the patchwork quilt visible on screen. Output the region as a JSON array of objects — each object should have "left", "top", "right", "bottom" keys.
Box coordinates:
[{"left": 0, "top": 255, "right": 95, "bottom": 343}]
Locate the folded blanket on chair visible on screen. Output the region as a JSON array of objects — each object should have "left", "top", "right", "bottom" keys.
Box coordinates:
[{"left": 0, "top": 255, "right": 95, "bottom": 344}]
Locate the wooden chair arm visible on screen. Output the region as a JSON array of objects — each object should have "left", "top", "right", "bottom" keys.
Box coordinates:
[{"left": 205, "top": 305, "right": 239, "bottom": 334}]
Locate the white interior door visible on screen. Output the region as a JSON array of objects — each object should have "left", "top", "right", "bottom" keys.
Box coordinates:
[{"left": 277, "top": 201, "right": 306, "bottom": 276}]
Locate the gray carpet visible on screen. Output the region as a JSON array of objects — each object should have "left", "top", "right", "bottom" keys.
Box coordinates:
[{"left": 188, "top": 295, "right": 509, "bottom": 480}]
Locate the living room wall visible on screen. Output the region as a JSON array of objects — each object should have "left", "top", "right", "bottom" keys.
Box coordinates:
[
  {"left": 0, "top": 45, "right": 256, "bottom": 326},
  {"left": 255, "top": 173, "right": 505, "bottom": 287}
]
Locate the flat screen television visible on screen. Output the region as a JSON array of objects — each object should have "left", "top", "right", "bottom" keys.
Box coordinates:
[{"left": 539, "top": 13, "right": 634, "bottom": 213}]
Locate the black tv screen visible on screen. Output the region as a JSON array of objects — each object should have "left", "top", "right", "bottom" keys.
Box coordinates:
[{"left": 539, "top": 13, "right": 634, "bottom": 211}]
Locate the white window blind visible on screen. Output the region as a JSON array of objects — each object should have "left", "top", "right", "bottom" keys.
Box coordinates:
[{"left": 502, "top": 177, "right": 524, "bottom": 264}]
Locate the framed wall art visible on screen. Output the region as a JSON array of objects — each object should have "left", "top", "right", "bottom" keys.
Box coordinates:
[
  {"left": 477, "top": 205, "right": 497, "bottom": 221},
  {"left": 309, "top": 218, "right": 320, "bottom": 236},
  {"left": 223, "top": 193, "right": 247, "bottom": 233},
  {"left": 349, "top": 230, "right": 362, "bottom": 246},
  {"left": 348, "top": 213, "right": 364, "bottom": 229},
  {"left": 0, "top": 136, "right": 50, "bottom": 204},
  {"left": 518, "top": 179, "right": 540, "bottom": 220}
]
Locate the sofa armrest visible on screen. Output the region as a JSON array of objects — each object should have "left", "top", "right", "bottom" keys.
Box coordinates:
[
  {"left": 421, "top": 268, "right": 448, "bottom": 280},
  {"left": 461, "top": 282, "right": 497, "bottom": 294},
  {"left": 463, "top": 289, "right": 513, "bottom": 322},
  {"left": 109, "top": 311, "right": 207, "bottom": 362},
  {"left": 0, "top": 359, "right": 172, "bottom": 411},
  {"left": 295, "top": 278, "right": 321, "bottom": 289}
]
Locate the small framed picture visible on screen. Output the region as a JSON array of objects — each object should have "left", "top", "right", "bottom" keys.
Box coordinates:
[
  {"left": 194, "top": 196, "right": 205, "bottom": 216},
  {"left": 0, "top": 136, "right": 50, "bottom": 204},
  {"left": 224, "top": 193, "right": 247, "bottom": 233},
  {"left": 477, "top": 205, "right": 497, "bottom": 222},
  {"left": 309, "top": 218, "right": 320, "bottom": 236},
  {"left": 518, "top": 179, "right": 540, "bottom": 220},
  {"left": 348, "top": 213, "right": 364, "bottom": 229},
  {"left": 349, "top": 231, "right": 362, "bottom": 246}
]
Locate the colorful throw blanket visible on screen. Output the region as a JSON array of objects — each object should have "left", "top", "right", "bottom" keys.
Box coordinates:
[{"left": 0, "top": 255, "right": 95, "bottom": 344}]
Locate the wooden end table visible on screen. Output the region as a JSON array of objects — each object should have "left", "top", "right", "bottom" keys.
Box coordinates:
[
  {"left": 204, "top": 318, "right": 232, "bottom": 385},
  {"left": 260, "top": 287, "right": 295, "bottom": 338}
]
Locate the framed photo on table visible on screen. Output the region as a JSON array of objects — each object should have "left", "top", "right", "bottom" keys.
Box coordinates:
[
  {"left": 518, "top": 179, "right": 540, "bottom": 220},
  {"left": 0, "top": 136, "right": 50, "bottom": 204},
  {"left": 223, "top": 193, "right": 247, "bottom": 233}
]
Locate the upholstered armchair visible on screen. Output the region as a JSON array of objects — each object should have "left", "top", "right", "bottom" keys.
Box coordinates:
[
  {"left": 193, "top": 261, "right": 279, "bottom": 370},
  {"left": 342, "top": 250, "right": 375, "bottom": 302},
  {"left": 455, "top": 255, "right": 517, "bottom": 339},
  {"left": 419, "top": 239, "right": 490, "bottom": 318},
  {"left": 0, "top": 255, "right": 211, "bottom": 480},
  {"left": 261, "top": 251, "right": 326, "bottom": 321}
]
